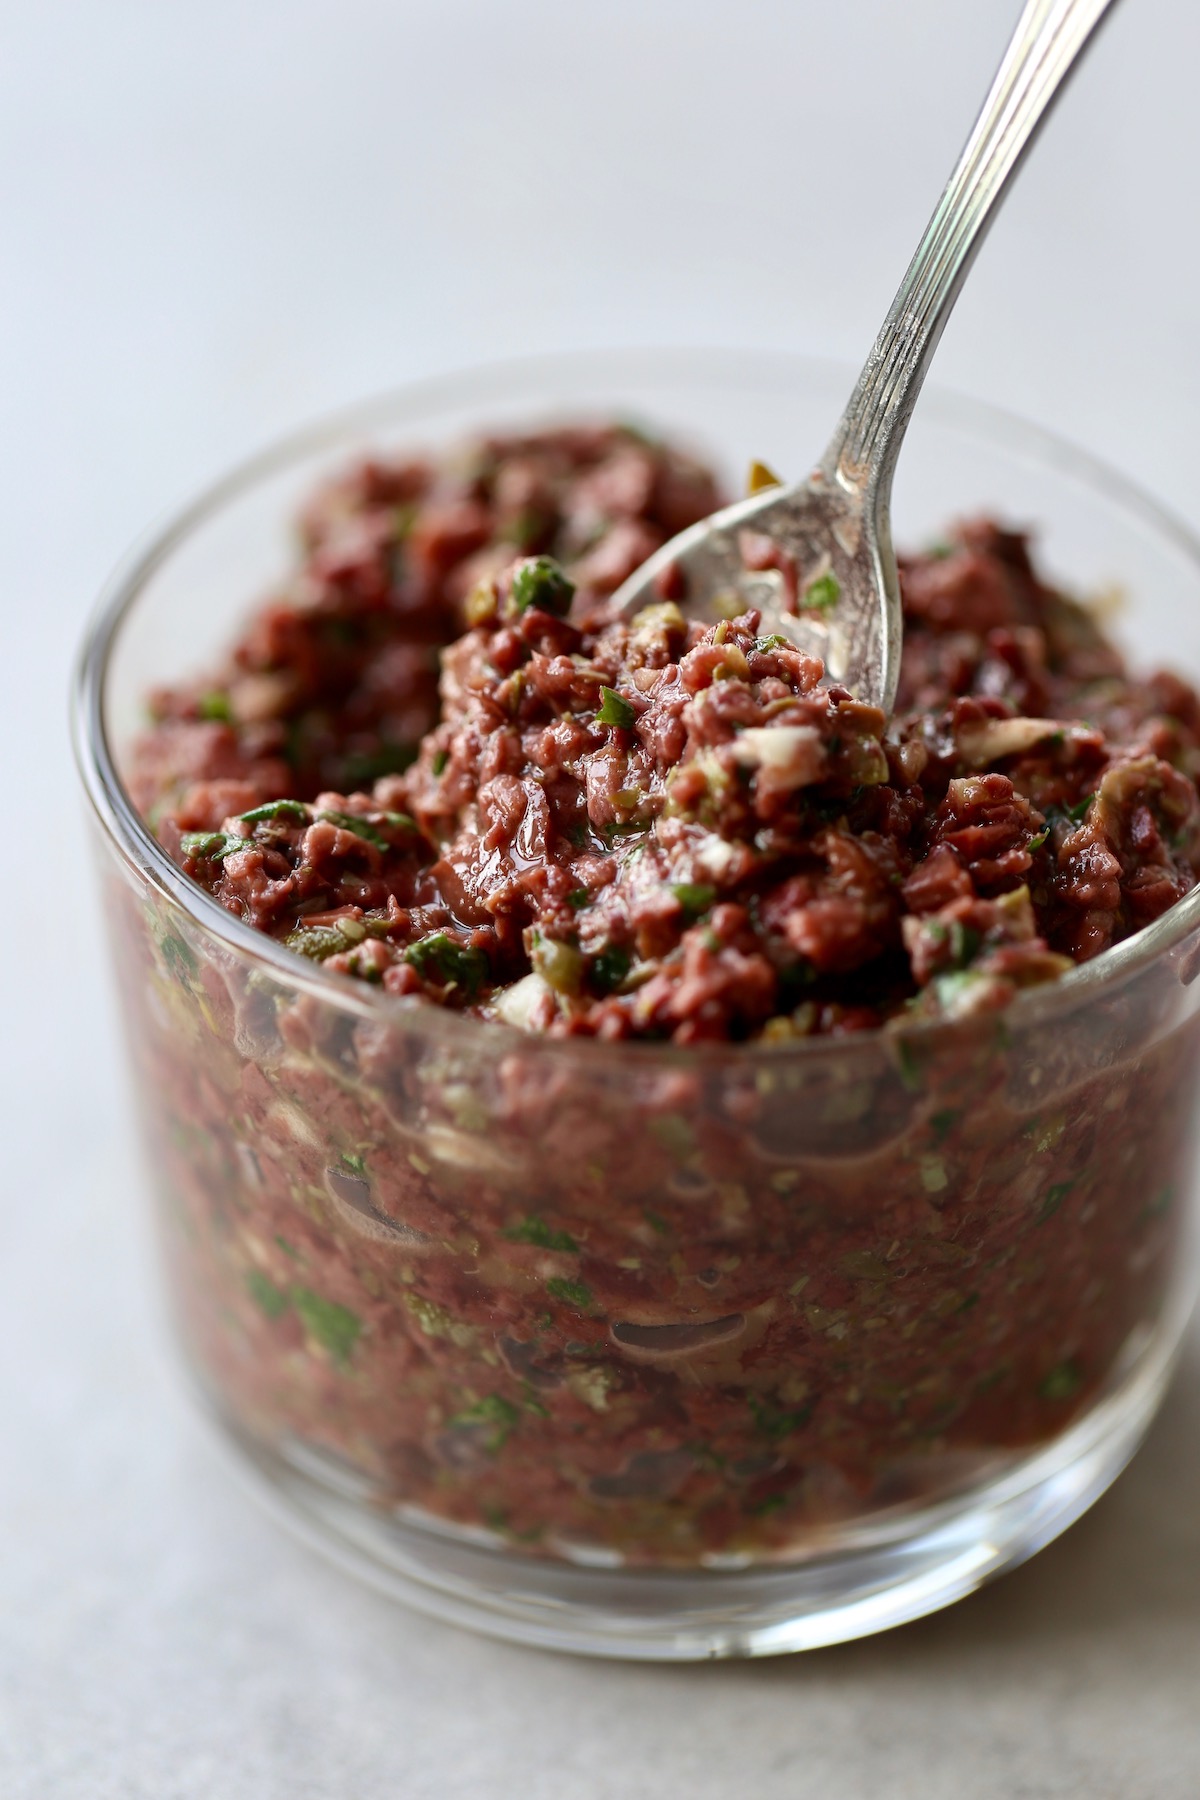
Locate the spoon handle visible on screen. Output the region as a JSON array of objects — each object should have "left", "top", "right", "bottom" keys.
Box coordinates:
[{"left": 826, "top": 0, "right": 1119, "bottom": 494}]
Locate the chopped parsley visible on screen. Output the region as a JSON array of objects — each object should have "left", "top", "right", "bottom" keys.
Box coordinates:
[
  {"left": 284, "top": 925, "right": 354, "bottom": 962},
  {"left": 197, "top": 690, "right": 232, "bottom": 722},
  {"left": 291, "top": 1287, "right": 361, "bottom": 1364},
  {"left": 671, "top": 882, "right": 717, "bottom": 917},
  {"left": 245, "top": 1269, "right": 289, "bottom": 1318},
  {"left": 509, "top": 555, "right": 575, "bottom": 618},
  {"left": 404, "top": 931, "right": 489, "bottom": 996},
  {"left": 545, "top": 1277, "right": 593, "bottom": 1311},
  {"left": 590, "top": 943, "right": 632, "bottom": 994},
  {"left": 237, "top": 799, "right": 311, "bottom": 825},
  {"left": 566, "top": 888, "right": 591, "bottom": 910},
  {"left": 316, "top": 808, "right": 414, "bottom": 847},
  {"left": 503, "top": 1216, "right": 580, "bottom": 1253},
  {"left": 180, "top": 830, "right": 249, "bottom": 861},
  {"left": 595, "top": 687, "right": 636, "bottom": 730},
  {"left": 748, "top": 1393, "right": 812, "bottom": 1440},
  {"left": 431, "top": 748, "right": 449, "bottom": 777},
  {"left": 1039, "top": 1361, "right": 1083, "bottom": 1402},
  {"left": 1037, "top": 1180, "right": 1074, "bottom": 1223},
  {"left": 804, "top": 570, "right": 841, "bottom": 612},
  {"left": 449, "top": 1393, "right": 520, "bottom": 1451}
]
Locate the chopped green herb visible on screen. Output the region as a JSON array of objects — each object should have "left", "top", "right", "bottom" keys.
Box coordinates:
[
  {"left": 671, "top": 882, "right": 717, "bottom": 917},
  {"left": 180, "top": 830, "right": 249, "bottom": 861},
  {"left": 566, "top": 888, "right": 591, "bottom": 910},
  {"left": 748, "top": 1393, "right": 812, "bottom": 1440},
  {"left": 590, "top": 943, "right": 632, "bottom": 994},
  {"left": 546, "top": 1277, "right": 593, "bottom": 1311},
  {"left": 159, "top": 932, "right": 198, "bottom": 980},
  {"left": 595, "top": 687, "right": 636, "bottom": 730},
  {"left": 246, "top": 1269, "right": 289, "bottom": 1318},
  {"left": 1065, "top": 793, "right": 1095, "bottom": 822},
  {"left": 404, "top": 931, "right": 489, "bottom": 996},
  {"left": 804, "top": 570, "right": 841, "bottom": 612},
  {"left": 930, "top": 1108, "right": 960, "bottom": 1143},
  {"left": 643, "top": 1209, "right": 670, "bottom": 1236},
  {"left": 340, "top": 1151, "right": 367, "bottom": 1175},
  {"left": 509, "top": 555, "right": 576, "bottom": 618},
  {"left": 1039, "top": 1360, "right": 1082, "bottom": 1401},
  {"left": 747, "top": 1491, "right": 788, "bottom": 1516},
  {"left": 1037, "top": 1180, "right": 1074, "bottom": 1223},
  {"left": 504, "top": 1216, "right": 580, "bottom": 1253},
  {"left": 316, "top": 809, "right": 413, "bottom": 847},
  {"left": 291, "top": 1287, "right": 361, "bottom": 1364},
  {"left": 755, "top": 634, "right": 788, "bottom": 651},
  {"left": 284, "top": 925, "right": 353, "bottom": 962},
  {"left": 314, "top": 809, "right": 387, "bottom": 847},
  {"left": 237, "top": 799, "right": 311, "bottom": 825},
  {"left": 1026, "top": 828, "right": 1049, "bottom": 853},
  {"left": 894, "top": 1036, "right": 924, "bottom": 1093},
  {"left": 274, "top": 1235, "right": 301, "bottom": 1261},
  {"left": 197, "top": 690, "right": 232, "bottom": 722},
  {"left": 431, "top": 748, "right": 449, "bottom": 777},
  {"left": 450, "top": 1393, "right": 520, "bottom": 1451}
]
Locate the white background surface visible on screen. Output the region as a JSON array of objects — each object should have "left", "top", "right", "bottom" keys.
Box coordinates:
[{"left": 3, "top": 1, "right": 1200, "bottom": 1793}]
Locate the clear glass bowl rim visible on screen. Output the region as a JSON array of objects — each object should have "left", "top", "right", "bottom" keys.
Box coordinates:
[{"left": 71, "top": 343, "right": 1200, "bottom": 1071}]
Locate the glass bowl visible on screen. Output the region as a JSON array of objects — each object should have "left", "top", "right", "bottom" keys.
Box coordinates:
[{"left": 73, "top": 349, "right": 1200, "bottom": 1659}]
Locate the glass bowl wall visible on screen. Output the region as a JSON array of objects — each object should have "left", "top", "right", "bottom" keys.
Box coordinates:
[{"left": 74, "top": 350, "right": 1200, "bottom": 1658}]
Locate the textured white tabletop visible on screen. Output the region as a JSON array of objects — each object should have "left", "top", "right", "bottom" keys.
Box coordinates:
[{"left": 4, "top": 1, "right": 1200, "bottom": 1793}]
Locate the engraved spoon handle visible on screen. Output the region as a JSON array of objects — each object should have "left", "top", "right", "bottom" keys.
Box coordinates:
[{"left": 826, "top": 0, "right": 1120, "bottom": 496}]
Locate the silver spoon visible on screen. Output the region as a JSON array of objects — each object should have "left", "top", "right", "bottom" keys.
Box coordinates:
[{"left": 613, "top": 0, "right": 1119, "bottom": 714}]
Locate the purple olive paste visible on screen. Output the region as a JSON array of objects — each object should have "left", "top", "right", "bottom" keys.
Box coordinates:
[{"left": 115, "top": 421, "right": 1200, "bottom": 1562}]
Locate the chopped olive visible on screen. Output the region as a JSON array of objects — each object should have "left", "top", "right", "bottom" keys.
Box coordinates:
[
  {"left": 530, "top": 932, "right": 585, "bottom": 996},
  {"left": 595, "top": 687, "right": 636, "bottom": 730},
  {"left": 509, "top": 555, "right": 575, "bottom": 618},
  {"left": 405, "top": 931, "right": 489, "bottom": 996}
]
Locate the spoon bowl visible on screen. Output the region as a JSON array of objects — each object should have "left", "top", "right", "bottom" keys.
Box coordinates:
[{"left": 614, "top": 0, "right": 1118, "bottom": 714}]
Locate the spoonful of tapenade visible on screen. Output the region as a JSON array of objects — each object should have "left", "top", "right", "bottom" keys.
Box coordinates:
[{"left": 612, "top": 0, "right": 1119, "bottom": 715}]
